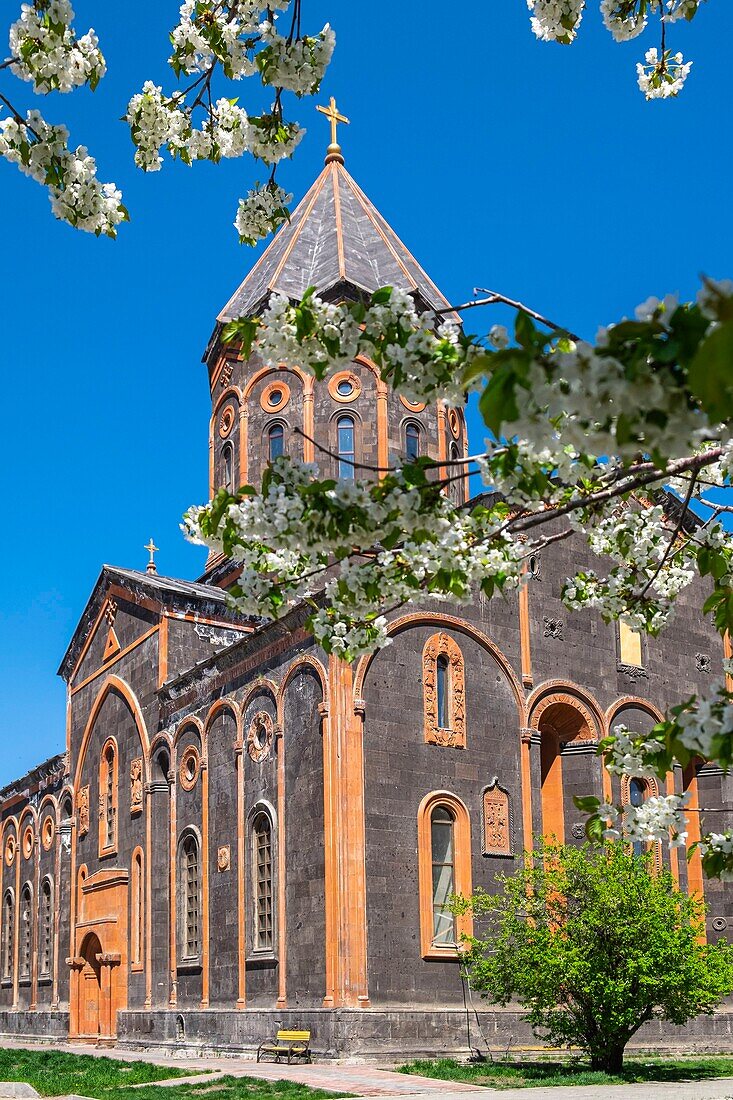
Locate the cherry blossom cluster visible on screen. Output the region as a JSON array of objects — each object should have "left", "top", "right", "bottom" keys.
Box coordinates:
[
  {"left": 602, "top": 724, "right": 669, "bottom": 779},
  {"left": 126, "top": 83, "right": 303, "bottom": 171},
  {"left": 9, "top": 0, "right": 105, "bottom": 94},
  {"left": 526, "top": 0, "right": 585, "bottom": 43},
  {"left": 234, "top": 182, "right": 292, "bottom": 245},
  {"left": 257, "top": 19, "right": 335, "bottom": 96},
  {"left": 0, "top": 109, "right": 126, "bottom": 235},
  {"left": 637, "top": 47, "right": 692, "bottom": 99},
  {"left": 600, "top": 793, "right": 690, "bottom": 847}
]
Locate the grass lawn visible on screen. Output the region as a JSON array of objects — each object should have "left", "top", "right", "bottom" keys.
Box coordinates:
[
  {"left": 399, "top": 1054, "right": 733, "bottom": 1090},
  {"left": 0, "top": 1048, "right": 348, "bottom": 1100}
]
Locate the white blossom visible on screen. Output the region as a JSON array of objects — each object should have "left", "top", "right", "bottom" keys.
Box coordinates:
[
  {"left": 9, "top": 0, "right": 106, "bottom": 94},
  {"left": 527, "top": 0, "right": 585, "bottom": 42},
  {"left": 637, "top": 48, "right": 692, "bottom": 100},
  {"left": 234, "top": 182, "right": 292, "bottom": 244}
]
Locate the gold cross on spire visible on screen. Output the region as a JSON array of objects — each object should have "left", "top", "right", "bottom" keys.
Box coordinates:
[
  {"left": 317, "top": 96, "right": 349, "bottom": 165},
  {"left": 144, "top": 537, "right": 159, "bottom": 575}
]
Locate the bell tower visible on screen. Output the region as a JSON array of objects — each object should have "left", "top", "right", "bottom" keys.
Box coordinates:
[{"left": 202, "top": 109, "right": 468, "bottom": 583}]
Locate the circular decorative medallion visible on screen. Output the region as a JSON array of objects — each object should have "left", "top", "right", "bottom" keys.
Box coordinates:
[
  {"left": 179, "top": 745, "right": 201, "bottom": 791},
  {"left": 22, "top": 825, "right": 34, "bottom": 860},
  {"left": 447, "top": 408, "right": 461, "bottom": 438},
  {"left": 328, "top": 371, "right": 362, "bottom": 403},
  {"left": 41, "top": 815, "right": 55, "bottom": 851},
  {"left": 260, "top": 379, "right": 291, "bottom": 413},
  {"left": 712, "top": 916, "right": 728, "bottom": 933},
  {"left": 399, "top": 395, "right": 426, "bottom": 413},
  {"left": 246, "top": 711, "right": 274, "bottom": 763},
  {"left": 4, "top": 834, "right": 16, "bottom": 867},
  {"left": 218, "top": 404, "right": 236, "bottom": 439}
]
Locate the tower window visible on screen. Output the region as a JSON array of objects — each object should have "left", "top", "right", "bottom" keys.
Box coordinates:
[
  {"left": 252, "top": 811, "right": 273, "bottom": 952},
  {"left": 337, "top": 416, "right": 355, "bottom": 480},
  {"left": 405, "top": 422, "right": 420, "bottom": 460},
  {"left": 629, "top": 777, "right": 646, "bottom": 858},
  {"left": 222, "top": 443, "right": 234, "bottom": 493},
  {"left": 268, "top": 423, "right": 285, "bottom": 462},
  {"left": 436, "top": 655, "right": 449, "bottom": 729},
  {"left": 337, "top": 378, "right": 354, "bottom": 397}
]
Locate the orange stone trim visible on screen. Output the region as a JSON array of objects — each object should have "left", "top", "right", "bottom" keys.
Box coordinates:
[
  {"left": 527, "top": 682, "right": 603, "bottom": 741},
  {"left": 399, "top": 395, "right": 426, "bottom": 413},
  {"left": 260, "top": 380, "right": 292, "bottom": 413},
  {"left": 605, "top": 695, "right": 664, "bottom": 734},
  {"left": 218, "top": 404, "right": 236, "bottom": 438},
  {"left": 203, "top": 698, "right": 242, "bottom": 746},
  {"left": 683, "top": 761, "right": 705, "bottom": 916},
  {"left": 173, "top": 716, "right": 204, "bottom": 749},
  {"left": 518, "top": 574, "right": 533, "bottom": 688},
  {"left": 422, "top": 632, "right": 466, "bottom": 749},
  {"left": 353, "top": 611, "right": 526, "bottom": 725},
  {"left": 328, "top": 370, "right": 362, "bottom": 404},
  {"left": 74, "top": 677, "right": 151, "bottom": 792},
  {"left": 417, "top": 791, "right": 473, "bottom": 960}
]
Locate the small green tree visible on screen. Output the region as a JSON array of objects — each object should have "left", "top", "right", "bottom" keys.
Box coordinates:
[{"left": 456, "top": 842, "right": 733, "bottom": 1072}]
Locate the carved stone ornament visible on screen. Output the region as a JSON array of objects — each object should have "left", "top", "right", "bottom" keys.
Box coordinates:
[
  {"left": 4, "top": 834, "right": 16, "bottom": 867},
  {"left": 218, "top": 404, "right": 236, "bottom": 439},
  {"left": 543, "top": 616, "right": 564, "bottom": 640},
  {"left": 130, "top": 757, "right": 144, "bottom": 814},
  {"left": 41, "top": 815, "right": 55, "bottom": 851},
  {"left": 696, "top": 652, "right": 712, "bottom": 674},
  {"left": 482, "top": 779, "right": 512, "bottom": 857},
  {"left": 103, "top": 598, "right": 118, "bottom": 627},
  {"left": 219, "top": 361, "right": 233, "bottom": 388},
  {"left": 618, "top": 663, "right": 648, "bottom": 682},
  {"left": 217, "top": 845, "right": 231, "bottom": 872},
  {"left": 179, "top": 746, "right": 200, "bottom": 792},
  {"left": 571, "top": 822, "right": 586, "bottom": 840},
  {"left": 447, "top": 407, "right": 461, "bottom": 438},
  {"left": 247, "top": 711, "right": 274, "bottom": 763},
  {"left": 78, "top": 785, "right": 90, "bottom": 836},
  {"left": 22, "top": 825, "right": 34, "bottom": 860},
  {"left": 422, "top": 632, "right": 466, "bottom": 749}
]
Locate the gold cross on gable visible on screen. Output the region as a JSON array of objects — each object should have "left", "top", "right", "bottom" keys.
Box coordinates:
[
  {"left": 317, "top": 96, "right": 349, "bottom": 161},
  {"left": 144, "top": 538, "right": 159, "bottom": 574}
]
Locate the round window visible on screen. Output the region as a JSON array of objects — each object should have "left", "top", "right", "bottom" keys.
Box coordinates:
[
  {"left": 269, "top": 389, "right": 283, "bottom": 408},
  {"left": 179, "top": 746, "right": 201, "bottom": 791},
  {"left": 337, "top": 379, "right": 353, "bottom": 397}
]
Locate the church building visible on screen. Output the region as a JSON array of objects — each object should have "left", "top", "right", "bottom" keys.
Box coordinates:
[{"left": 1, "top": 115, "right": 732, "bottom": 1059}]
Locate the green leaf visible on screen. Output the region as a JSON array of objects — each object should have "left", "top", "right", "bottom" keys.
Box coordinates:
[{"left": 688, "top": 320, "right": 733, "bottom": 422}]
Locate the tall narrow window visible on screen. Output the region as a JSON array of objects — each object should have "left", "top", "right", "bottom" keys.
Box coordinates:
[
  {"left": 619, "top": 621, "right": 643, "bottom": 667},
  {"left": 337, "top": 416, "right": 355, "bottom": 480},
  {"left": 252, "top": 812, "right": 273, "bottom": 952},
  {"left": 1, "top": 891, "right": 13, "bottom": 981},
  {"left": 19, "top": 884, "right": 32, "bottom": 980},
  {"left": 405, "top": 422, "right": 420, "bottom": 460},
  {"left": 418, "top": 793, "right": 473, "bottom": 959},
  {"left": 222, "top": 443, "right": 234, "bottom": 493},
  {"left": 268, "top": 423, "right": 284, "bottom": 462},
  {"left": 99, "top": 740, "right": 118, "bottom": 855},
  {"left": 131, "top": 851, "right": 143, "bottom": 967},
  {"left": 430, "top": 807, "right": 456, "bottom": 947},
  {"left": 629, "top": 777, "right": 646, "bottom": 858},
  {"left": 181, "top": 835, "right": 200, "bottom": 959},
  {"left": 40, "top": 879, "right": 53, "bottom": 977},
  {"left": 436, "top": 655, "right": 449, "bottom": 729}
]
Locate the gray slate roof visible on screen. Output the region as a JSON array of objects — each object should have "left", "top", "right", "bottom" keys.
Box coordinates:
[{"left": 216, "top": 159, "right": 453, "bottom": 322}]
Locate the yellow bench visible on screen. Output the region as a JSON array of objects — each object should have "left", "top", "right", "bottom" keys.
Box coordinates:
[{"left": 257, "top": 1028, "right": 312, "bottom": 1064}]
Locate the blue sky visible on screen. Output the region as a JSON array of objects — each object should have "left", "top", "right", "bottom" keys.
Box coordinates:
[{"left": 0, "top": 2, "right": 729, "bottom": 785}]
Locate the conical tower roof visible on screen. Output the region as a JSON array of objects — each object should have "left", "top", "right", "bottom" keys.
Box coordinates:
[{"left": 215, "top": 158, "right": 453, "bottom": 326}]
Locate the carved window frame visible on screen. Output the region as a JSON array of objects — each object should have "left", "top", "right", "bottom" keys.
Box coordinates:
[
  {"left": 248, "top": 803, "right": 277, "bottom": 961},
  {"left": 177, "top": 828, "right": 202, "bottom": 968},
  {"left": 98, "top": 737, "right": 119, "bottom": 858},
  {"left": 482, "top": 779, "right": 513, "bottom": 858},
  {"left": 620, "top": 774, "right": 662, "bottom": 871},
  {"left": 18, "top": 881, "right": 32, "bottom": 983},
  {"left": 417, "top": 792, "right": 473, "bottom": 960},
  {"left": 423, "top": 632, "right": 466, "bottom": 748}
]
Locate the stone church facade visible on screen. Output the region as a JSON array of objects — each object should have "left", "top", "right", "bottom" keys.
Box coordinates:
[{"left": 1, "top": 142, "right": 733, "bottom": 1059}]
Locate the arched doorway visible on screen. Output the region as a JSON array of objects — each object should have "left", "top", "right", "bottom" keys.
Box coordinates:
[
  {"left": 78, "top": 932, "right": 102, "bottom": 1040},
  {"left": 536, "top": 699, "right": 597, "bottom": 844}
]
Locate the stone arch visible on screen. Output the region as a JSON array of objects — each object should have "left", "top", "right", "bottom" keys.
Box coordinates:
[
  {"left": 204, "top": 698, "right": 242, "bottom": 752},
  {"left": 605, "top": 695, "right": 664, "bottom": 736},
  {"left": 353, "top": 611, "right": 526, "bottom": 724},
  {"left": 277, "top": 656, "right": 329, "bottom": 726},
  {"left": 74, "top": 675, "right": 150, "bottom": 790},
  {"left": 173, "top": 716, "right": 203, "bottom": 751},
  {"left": 37, "top": 793, "right": 59, "bottom": 825},
  {"left": 242, "top": 364, "right": 310, "bottom": 402}
]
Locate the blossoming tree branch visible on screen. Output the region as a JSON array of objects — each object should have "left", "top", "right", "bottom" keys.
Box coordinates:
[
  {"left": 0, "top": 1, "right": 334, "bottom": 237},
  {"left": 183, "top": 279, "right": 733, "bottom": 880}
]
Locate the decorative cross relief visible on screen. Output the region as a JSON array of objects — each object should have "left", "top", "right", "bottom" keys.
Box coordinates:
[
  {"left": 78, "top": 786, "right": 90, "bottom": 836},
  {"left": 543, "top": 616, "right": 564, "bottom": 640},
  {"left": 482, "top": 778, "right": 512, "bottom": 857},
  {"left": 130, "top": 758, "right": 143, "bottom": 814}
]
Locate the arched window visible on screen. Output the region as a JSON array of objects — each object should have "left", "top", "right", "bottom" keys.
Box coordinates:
[
  {"left": 99, "top": 740, "right": 118, "bottom": 856},
  {"left": 337, "top": 415, "right": 355, "bottom": 480},
  {"left": 268, "top": 423, "right": 284, "bottom": 462},
  {"left": 222, "top": 442, "right": 234, "bottom": 493},
  {"left": 417, "top": 792, "right": 472, "bottom": 958},
  {"left": 1, "top": 890, "right": 14, "bottom": 981},
  {"left": 405, "top": 421, "right": 421, "bottom": 460},
  {"left": 423, "top": 633, "right": 466, "bottom": 748},
  {"left": 19, "top": 883, "right": 32, "bottom": 980},
  {"left": 40, "top": 878, "right": 53, "bottom": 977},
  {"left": 131, "top": 850, "right": 143, "bottom": 968},
  {"left": 180, "top": 834, "right": 200, "bottom": 960},
  {"left": 252, "top": 811, "right": 273, "bottom": 952},
  {"left": 629, "top": 777, "right": 646, "bottom": 858}
]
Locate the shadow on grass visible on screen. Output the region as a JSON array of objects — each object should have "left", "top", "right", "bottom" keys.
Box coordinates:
[{"left": 399, "top": 1055, "right": 733, "bottom": 1090}]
